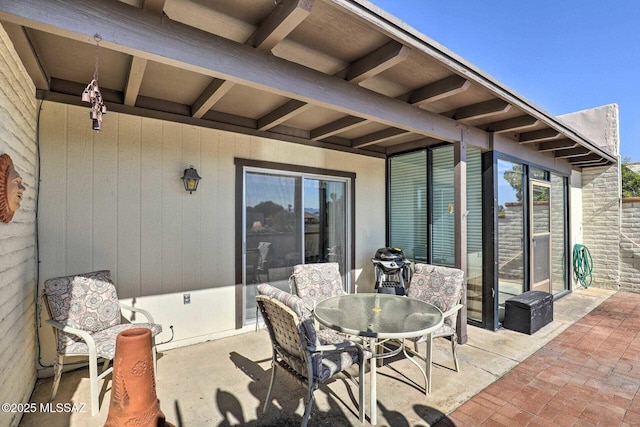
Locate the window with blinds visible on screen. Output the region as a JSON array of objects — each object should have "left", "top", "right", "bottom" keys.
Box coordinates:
[
  {"left": 432, "top": 146, "right": 455, "bottom": 266},
  {"left": 389, "top": 146, "right": 483, "bottom": 267},
  {"left": 389, "top": 151, "right": 427, "bottom": 260},
  {"left": 389, "top": 146, "right": 484, "bottom": 321}
]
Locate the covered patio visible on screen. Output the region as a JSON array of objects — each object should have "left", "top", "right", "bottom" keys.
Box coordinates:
[
  {"left": 0, "top": 1, "right": 624, "bottom": 426},
  {"left": 19, "top": 287, "right": 612, "bottom": 426}
]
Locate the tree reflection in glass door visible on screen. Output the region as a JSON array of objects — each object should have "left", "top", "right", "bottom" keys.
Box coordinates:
[
  {"left": 244, "top": 172, "right": 301, "bottom": 322},
  {"left": 243, "top": 169, "right": 350, "bottom": 324}
]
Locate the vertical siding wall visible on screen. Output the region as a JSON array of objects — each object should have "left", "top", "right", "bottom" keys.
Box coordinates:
[
  {"left": 0, "top": 25, "right": 38, "bottom": 427},
  {"left": 38, "top": 102, "right": 385, "bottom": 370}
]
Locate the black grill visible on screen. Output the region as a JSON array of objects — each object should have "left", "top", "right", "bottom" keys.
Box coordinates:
[{"left": 371, "top": 247, "right": 411, "bottom": 295}]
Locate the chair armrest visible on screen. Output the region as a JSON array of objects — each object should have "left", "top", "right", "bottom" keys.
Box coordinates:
[
  {"left": 119, "top": 303, "right": 154, "bottom": 323},
  {"left": 308, "top": 340, "right": 366, "bottom": 356},
  {"left": 45, "top": 319, "right": 101, "bottom": 359},
  {"left": 441, "top": 303, "right": 464, "bottom": 319},
  {"left": 45, "top": 319, "right": 94, "bottom": 342}
]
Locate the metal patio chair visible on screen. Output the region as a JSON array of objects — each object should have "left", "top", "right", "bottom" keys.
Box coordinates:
[
  {"left": 43, "top": 270, "right": 162, "bottom": 416},
  {"left": 256, "top": 284, "right": 369, "bottom": 426},
  {"left": 405, "top": 263, "right": 465, "bottom": 381}
]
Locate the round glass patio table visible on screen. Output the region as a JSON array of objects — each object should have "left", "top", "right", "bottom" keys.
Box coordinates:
[{"left": 314, "top": 293, "right": 443, "bottom": 425}]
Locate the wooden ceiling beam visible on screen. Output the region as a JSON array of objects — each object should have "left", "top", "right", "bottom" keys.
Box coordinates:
[
  {"left": 554, "top": 146, "right": 591, "bottom": 158},
  {"left": 191, "top": 79, "right": 235, "bottom": 119},
  {"left": 569, "top": 153, "right": 605, "bottom": 164},
  {"left": 123, "top": 0, "right": 165, "bottom": 106},
  {"left": 345, "top": 41, "right": 410, "bottom": 84},
  {"left": 0, "top": 0, "right": 488, "bottom": 147},
  {"left": 250, "top": 0, "right": 314, "bottom": 51},
  {"left": 537, "top": 139, "right": 577, "bottom": 152},
  {"left": 407, "top": 75, "right": 470, "bottom": 106},
  {"left": 573, "top": 160, "right": 609, "bottom": 167},
  {"left": 452, "top": 98, "right": 511, "bottom": 121},
  {"left": 384, "top": 137, "right": 441, "bottom": 155},
  {"left": 310, "top": 116, "right": 367, "bottom": 140},
  {"left": 486, "top": 115, "right": 538, "bottom": 133},
  {"left": 142, "top": 0, "right": 165, "bottom": 14},
  {"left": 258, "top": 100, "right": 312, "bottom": 131},
  {"left": 352, "top": 127, "right": 408, "bottom": 148},
  {"left": 1, "top": 22, "right": 49, "bottom": 89},
  {"left": 519, "top": 128, "right": 561, "bottom": 144},
  {"left": 258, "top": 40, "right": 411, "bottom": 130},
  {"left": 124, "top": 56, "right": 147, "bottom": 106},
  {"left": 190, "top": 0, "right": 313, "bottom": 119}
]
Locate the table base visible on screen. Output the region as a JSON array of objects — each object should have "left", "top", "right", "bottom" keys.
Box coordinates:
[{"left": 367, "top": 333, "right": 433, "bottom": 425}]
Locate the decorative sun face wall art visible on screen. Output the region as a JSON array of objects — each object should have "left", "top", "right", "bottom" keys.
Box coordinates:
[{"left": 0, "top": 154, "right": 25, "bottom": 223}]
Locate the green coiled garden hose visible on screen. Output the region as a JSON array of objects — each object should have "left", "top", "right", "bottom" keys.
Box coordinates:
[{"left": 572, "top": 244, "right": 593, "bottom": 288}]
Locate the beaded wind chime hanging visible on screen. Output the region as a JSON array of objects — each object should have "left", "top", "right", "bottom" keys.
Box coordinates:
[{"left": 81, "top": 34, "right": 107, "bottom": 131}]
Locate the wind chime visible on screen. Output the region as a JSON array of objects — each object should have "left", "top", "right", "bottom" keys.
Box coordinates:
[{"left": 81, "top": 34, "right": 107, "bottom": 131}]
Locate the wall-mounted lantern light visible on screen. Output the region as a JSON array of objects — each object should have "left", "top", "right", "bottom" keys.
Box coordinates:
[{"left": 181, "top": 166, "right": 201, "bottom": 194}]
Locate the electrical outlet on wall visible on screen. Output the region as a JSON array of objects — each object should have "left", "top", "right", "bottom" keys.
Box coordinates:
[{"left": 183, "top": 293, "right": 191, "bottom": 304}]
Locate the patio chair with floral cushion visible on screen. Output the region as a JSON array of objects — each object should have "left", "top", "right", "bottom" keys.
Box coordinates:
[
  {"left": 256, "top": 283, "right": 369, "bottom": 426},
  {"left": 405, "top": 263, "right": 465, "bottom": 380},
  {"left": 43, "top": 270, "right": 162, "bottom": 416},
  {"left": 289, "top": 262, "right": 346, "bottom": 317}
]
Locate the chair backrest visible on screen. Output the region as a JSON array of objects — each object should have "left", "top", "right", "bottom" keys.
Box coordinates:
[
  {"left": 43, "top": 270, "right": 122, "bottom": 333},
  {"left": 257, "top": 283, "right": 305, "bottom": 319},
  {"left": 407, "top": 263, "right": 465, "bottom": 329},
  {"left": 290, "top": 262, "right": 345, "bottom": 314},
  {"left": 256, "top": 294, "right": 320, "bottom": 381}
]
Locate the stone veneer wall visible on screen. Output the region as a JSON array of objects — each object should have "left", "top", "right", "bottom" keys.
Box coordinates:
[
  {"left": 621, "top": 198, "right": 640, "bottom": 293},
  {"left": 0, "top": 25, "right": 38, "bottom": 427}
]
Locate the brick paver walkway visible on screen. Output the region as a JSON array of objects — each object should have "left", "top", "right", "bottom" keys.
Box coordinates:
[{"left": 438, "top": 291, "right": 640, "bottom": 426}]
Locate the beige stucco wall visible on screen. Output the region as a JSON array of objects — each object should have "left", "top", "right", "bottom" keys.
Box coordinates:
[
  {"left": 569, "top": 171, "right": 583, "bottom": 290},
  {"left": 0, "top": 25, "right": 38, "bottom": 427},
  {"left": 37, "top": 101, "right": 386, "bottom": 373}
]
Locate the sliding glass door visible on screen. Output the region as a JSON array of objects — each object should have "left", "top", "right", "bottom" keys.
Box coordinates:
[{"left": 243, "top": 168, "right": 350, "bottom": 323}]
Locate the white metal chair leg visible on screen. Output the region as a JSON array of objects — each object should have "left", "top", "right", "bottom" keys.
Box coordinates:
[
  {"left": 358, "top": 358, "right": 365, "bottom": 423},
  {"left": 50, "top": 353, "right": 64, "bottom": 401},
  {"left": 425, "top": 334, "right": 433, "bottom": 394},
  {"left": 88, "top": 350, "right": 100, "bottom": 416},
  {"left": 451, "top": 335, "right": 459, "bottom": 372},
  {"left": 152, "top": 338, "right": 158, "bottom": 377}
]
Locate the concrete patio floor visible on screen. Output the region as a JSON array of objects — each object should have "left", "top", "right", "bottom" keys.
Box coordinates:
[{"left": 20, "top": 287, "right": 614, "bottom": 426}]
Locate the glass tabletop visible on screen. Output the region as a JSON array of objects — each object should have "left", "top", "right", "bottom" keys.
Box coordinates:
[{"left": 314, "top": 293, "right": 443, "bottom": 339}]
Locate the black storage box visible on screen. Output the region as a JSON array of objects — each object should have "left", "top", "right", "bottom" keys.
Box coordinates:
[{"left": 503, "top": 291, "right": 553, "bottom": 335}]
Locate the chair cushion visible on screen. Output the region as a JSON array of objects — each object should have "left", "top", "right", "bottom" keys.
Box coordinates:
[
  {"left": 59, "top": 322, "right": 163, "bottom": 359},
  {"left": 291, "top": 263, "right": 345, "bottom": 315},
  {"left": 407, "top": 263, "right": 464, "bottom": 331},
  {"left": 44, "top": 271, "right": 122, "bottom": 333},
  {"left": 275, "top": 328, "right": 372, "bottom": 384},
  {"left": 314, "top": 329, "right": 372, "bottom": 383},
  {"left": 257, "top": 283, "right": 305, "bottom": 319}
]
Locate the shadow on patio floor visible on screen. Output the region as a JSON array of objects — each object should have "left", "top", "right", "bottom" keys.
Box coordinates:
[{"left": 21, "top": 286, "right": 614, "bottom": 426}]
